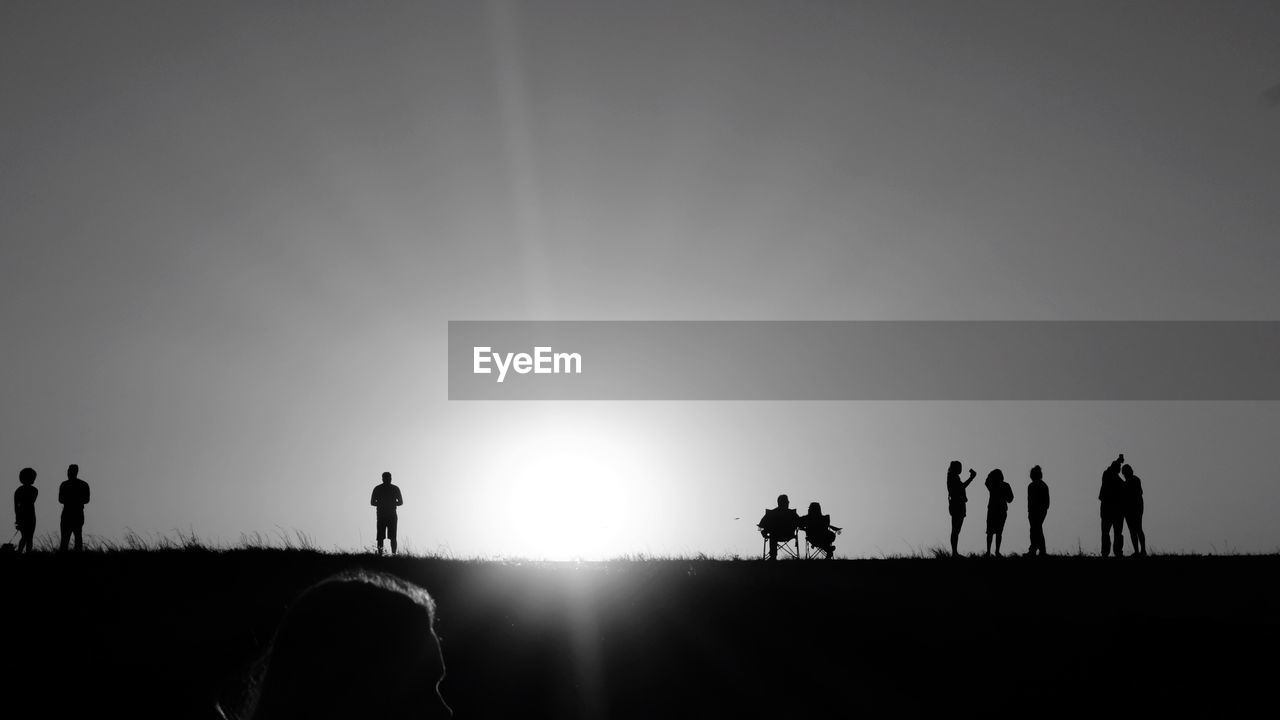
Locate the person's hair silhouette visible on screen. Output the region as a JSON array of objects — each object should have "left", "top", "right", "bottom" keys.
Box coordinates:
[
  {"left": 946, "top": 461, "right": 978, "bottom": 557},
  {"left": 1121, "top": 463, "right": 1146, "bottom": 556},
  {"left": 1025, "top": 465, "right": 1050, "bottom": 557},
  {"left": 983, "top": 469, "right": 1014, "bottom": 556},
  {"left": 800, "top": 501, "right": 841, "bottom": 559},
  {"left": 243, "top": 570, "right": 451, "bottom": 720},
  {"left": 757, "top": 494, "right": 801, "bottom": 560},
  {"left": 57, "top": 464, "right": 90, "bottom": 552},
  {"left": 14, "top": 467, "right": 38, "bottom": 554},
  {"left": 1098, "top": 455, "right": 1126, "bottom": 557},
  {"left": 370, "top": 471, "right": 404, "bottom": 556}
]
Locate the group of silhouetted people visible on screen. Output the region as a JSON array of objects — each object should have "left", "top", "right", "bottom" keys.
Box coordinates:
[
  {"left": 11, "top": 464, "right": 91, "bottom": 553},
  {"left": 948, "top": 461, "right": 1046, "bottom": 558},
  {"left": 949, "top": 461, "right": 1037, "bottom": 557},
  {"left": 944, "top": 454, "right": 1148, "bottom": 558},
  {"left": 757, "top": 494, "right": 842, "bottom": 559},
  {"left": 14, "top": 462, "right": 1147, "bottom": 562},
  {"left": 14, "top": 465, "right": 406, "bottom": 556}
]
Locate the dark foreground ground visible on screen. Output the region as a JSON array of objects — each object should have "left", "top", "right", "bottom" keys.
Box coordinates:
[{"left": 1, "top": 551, "right": 1277, "bottom": 718}]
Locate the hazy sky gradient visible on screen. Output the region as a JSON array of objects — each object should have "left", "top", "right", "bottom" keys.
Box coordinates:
[{"left": 3, "top": 1, "right": 1279, "bottom": 557}]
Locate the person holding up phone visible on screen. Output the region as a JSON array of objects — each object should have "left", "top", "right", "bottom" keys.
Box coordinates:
[{"left": 946, "top": 461, "right": 978, "bottom": 557}]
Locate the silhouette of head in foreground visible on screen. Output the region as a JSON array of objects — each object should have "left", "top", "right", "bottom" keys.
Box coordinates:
[{"left": 245, "top": 570, "right": 451, "bottom": 719}]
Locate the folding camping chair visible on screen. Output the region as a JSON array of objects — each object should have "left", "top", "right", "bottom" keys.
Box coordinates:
[
  {"left": 761, "top": 527, "right": 801, "bottom": 560},
  {"left": 802, "top": 525, "right": 842, "bottom": 560}
]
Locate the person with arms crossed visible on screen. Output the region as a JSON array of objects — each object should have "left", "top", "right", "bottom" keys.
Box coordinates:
[{"left": 58, "top": 464, "right": 90, "bottom": 552}]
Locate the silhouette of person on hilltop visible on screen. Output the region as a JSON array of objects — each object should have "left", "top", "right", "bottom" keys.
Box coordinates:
[
  {"left": 1098, "top": 454, "right": 1126, "bottom": 557},
  {"left": 370, "top": 472, "right": 403, "bottom": 556},
  {"left": 984, "top": 469, "right": 1014, "bottom": 557},
  {"left": 239, "top": 570, "right": 451, "bottom": 720},
  {"left": 58, "top": 464, "right": 90, "bottom": 552},
  {"left": 758, "top": 494, "right": 801, "bottom": 560},
  {"left": 800, "top": 501, "right": 842, "bottom": 559},
  {"left": 14, "top": 467, "right": 38, "bottom": 554},
  {"left": 1025, "top": 465, "right": 1050, "bottom": 557},
  {"left": 1122, "top": 463, "right": 1146, "bottom": 557},
  {"left": 946, "top": 461, "right": 977, "bottom": 557}
]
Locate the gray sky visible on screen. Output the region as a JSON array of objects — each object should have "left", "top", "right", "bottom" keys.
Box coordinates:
[{"left": 3, "top": 1, "right": 1280, "bottom": 558}]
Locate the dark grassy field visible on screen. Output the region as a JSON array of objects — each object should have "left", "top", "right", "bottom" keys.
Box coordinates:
[{"left": 1, "top": 550, "right": 1276, "bottom": 718}]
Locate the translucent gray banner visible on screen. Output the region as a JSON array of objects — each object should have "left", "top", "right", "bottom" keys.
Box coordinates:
[{"left": 448, "top": 321, "right": 1280, "bottom": 400}]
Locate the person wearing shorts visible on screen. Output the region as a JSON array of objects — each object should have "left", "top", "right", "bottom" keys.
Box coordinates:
[
  {"left": 370, "top": 472, "right": 403, "bottom": 556},
  {"left": 984, "top": 469, "right": 1013, "bottom": 557}
]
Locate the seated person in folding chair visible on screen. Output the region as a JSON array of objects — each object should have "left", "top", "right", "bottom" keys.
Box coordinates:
[
  {"left": 800, "top": 501, "right": 842, "bottom": 559},
  {"left": 758, "top": 494, "right": 802, "bottom": 560}
]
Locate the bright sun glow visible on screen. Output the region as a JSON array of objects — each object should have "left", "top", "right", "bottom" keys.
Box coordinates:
[{"left": 471, "top": 417, "right": 660, "bottom": 560}]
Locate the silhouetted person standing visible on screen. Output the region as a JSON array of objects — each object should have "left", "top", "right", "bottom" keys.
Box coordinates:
[
  {"left": 370, "top": 471, "right": 403, "bottom": 556},
  {"left": 758, "top": 494, "right": 801, "bottom": 560},
  {"left": 1025, "top": 465, "right": 1050, "bottom": 557},
  {"left": 946, "top": 461, "right": 977, "bottom": 557},
  {"left": 800, "top": 501, "right": 841, "bottom": 559},
  {"left": 1098, "top": 454, "right": 1126, "bottom": 557},
  {"left": 1122, "top": 463, "right": 1146, "bottom": 557},
  {"left": 14, "top": 467, "right": 38, "bottom": 554},
  {"left": 58, "top": 464, "right": 89, "bottom": 552},
  {"left": 984, "top": 469, "right": 1014, "bottom": 556}
]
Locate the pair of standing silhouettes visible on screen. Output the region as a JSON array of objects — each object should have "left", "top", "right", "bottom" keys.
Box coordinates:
[
  {"left": 1099, "top": 454, "right": 1146, "bottom": 557},
  {"left": 12, "top": 464, "right": 90, "bottom": 553},
  {"left": 947, "top": 461, "right": 1050, "bottom": 557}
]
